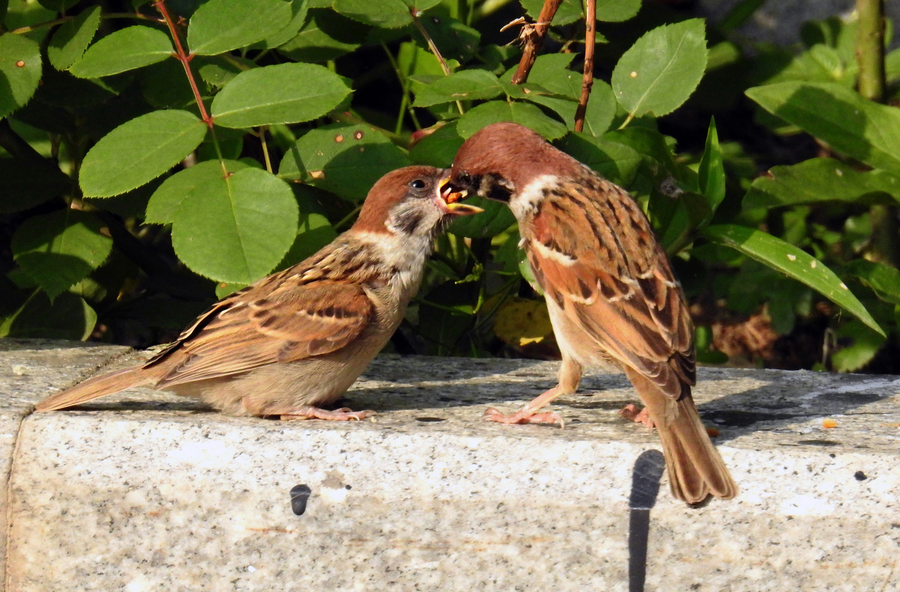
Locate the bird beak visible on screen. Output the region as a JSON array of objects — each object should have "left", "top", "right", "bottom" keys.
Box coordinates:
[{"left": 438, "top": 177, "right": 481, "bottom": 216}]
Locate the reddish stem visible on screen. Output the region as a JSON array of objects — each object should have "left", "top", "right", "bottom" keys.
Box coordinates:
[
  {"left": 511, "top": 0, "right": 563, "bottom": 84},
  {"left": 573, "top": 0, "right": 596, "bottom": 132},
  {"left": 154, "top": 0, "right": 212, "bottom": 128}
]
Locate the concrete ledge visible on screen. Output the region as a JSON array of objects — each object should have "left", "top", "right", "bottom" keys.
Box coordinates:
[{"left": 2, "top": 340, "right": 899, "bottom": 591}]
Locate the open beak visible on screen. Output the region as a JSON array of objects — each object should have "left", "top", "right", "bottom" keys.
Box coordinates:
[{"left": 438, "top": 176, "right": 481, "bottom": 216}]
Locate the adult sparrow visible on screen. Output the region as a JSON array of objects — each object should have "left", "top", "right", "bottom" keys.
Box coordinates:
[
  {"left": 448, "top": 123, "right": 736, "bottom": 503},
  {"left": 36, "top": 166, "right": 481, "bottom": 420}
]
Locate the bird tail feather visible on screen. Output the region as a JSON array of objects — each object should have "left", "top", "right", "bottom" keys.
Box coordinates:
[{"left": 35, "top": 368, "right": 145, "bottom": 412}]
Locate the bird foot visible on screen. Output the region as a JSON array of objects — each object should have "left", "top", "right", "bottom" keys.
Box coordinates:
[
  {"left": 280, "top": 407, "right": 376, "bottom": 421},
  {"left": 482, "top": 407, "right": 564, "bottom": 428},
  {"left": 619, "top": 404, "right": 655, "bottom": 428}
]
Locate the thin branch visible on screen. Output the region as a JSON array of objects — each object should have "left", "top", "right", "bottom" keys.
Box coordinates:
[
  {"left": 154, "top": 0, "right": 212, "bottom": 128},
  {"left": 409, "top": 9, "right": 465, "bottom": 115},
  {"left": 573, "top": 0, "right": 596, "bottom": 132},
  {"left": 510, "top": 0, "right": 562, "bottom": 84}
]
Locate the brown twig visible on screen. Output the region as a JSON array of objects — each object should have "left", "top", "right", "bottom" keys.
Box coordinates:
[
  {"left": 510, "top": 0, "right": 562, "bottom": 84},
  {"left": 573, "top": 0, "right": 596, "bottom": 132}
]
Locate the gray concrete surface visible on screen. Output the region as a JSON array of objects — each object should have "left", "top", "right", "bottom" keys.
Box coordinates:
[{"left": 1, "top": 339, "right": 899, "bottom": 591}]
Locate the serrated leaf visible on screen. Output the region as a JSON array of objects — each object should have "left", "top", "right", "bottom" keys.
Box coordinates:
[
  {"left": 277, "top": 185, "right": 338, "bottom": 267},
  {"left": 188, "top": 0, "right": 293, "bottom": 56},
  {"left": 12, "top": 210, "right": 113, "bottom": 300},
  {"left": 255, "top": 0, "right": 310, "bottom": 49},
  {"left": 457, "top": 100, "right": 567, "bottom": 139},
  {"left": 172, "top": 168, "right": 299, "bottom": 284},
  {"left": 698, "top": 117, "right": 725, "bottom": 215},
  {"left": 279, "top": 123, "right": 411, "bottom": 201},
  {"left": 69, "top": 26, "right": 173, "bottom": 79},
  {"left": 519, "top": 0, "right": 582, "bottom": 26},
  {"left": 0, "top": 33, "right": 42, "bottom": 118},
  {"left": 842, "top": 260, "right": 900, "bottom": 305},
  {"left": 413, "top": 69, "right": 503, "bottom": 107},
  {"left": 448, "top": 197, "right": 515, "bottom": 238},
  {"left": 409, "top": 122, "right": 464, "bottom": 167},
  {"left": 746, "top": 81, "right": 900, "bottom": 176},
  {"left": 702, "top": 224, "right": 884, "bottom": 336},
  {"left": 211, "top": 62, "right": 351, "bottom": 128},
  {"left": 145, "top": 159, "right": 250, "bottom": 224},
  {"left": 47, "top": 5, "right": 101, "bottom": 71},
  {"left": 276, "top": 8, "right": 369, "bottom": 63},
  {"left": 595, "top": 0, "right": 641, "bottom": 22},
  {"left": 80, "top": 110, "right": 208, "bottom": 197},
  {"left": 611, "top": 19, "right": 708, "bottom": 118},
  {"left": 333, "top": 0, "right": 441, "bottom": 28},
  {"left": 744, "top": 158, "right": 900, "bottom": 210},
  {"left": 411, "top": 13, "right": 480, "bottom": 64},
  {"left": 556, "top": 132, "right": 641, "bottom": 186},
  {"left": 0, "top": 291, "right": 97, "bottom": 340}
]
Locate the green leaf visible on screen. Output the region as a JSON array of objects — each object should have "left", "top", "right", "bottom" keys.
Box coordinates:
[
  {"left": 409, "top": 122, "right": 464, "bottom": 167},
  {"left": 145, "top": 159, "right": 250, "bottom": 224},
  {"left": 744, "top": 158, "right": 900, "bottom": 210},
  {"left": 831, "top": 320, "right": 885, "bottom": 373},
  {"left": 410, "top": 13, "right": 480, "bottom": 64},
  {"left": 0, "top": 157, "right": 71, "bottom": 214},
  {"left": 0, "top": 33, "right": 42, "bottom": 118},
  {"left": 611, "top": 19, "right": 708, "bottom": 118},
  {"left": 188, "top": 0, "right": 293, "bottom": 56},
  {"left": 333, "top": 0, "right": 441, "bottom": 28},
  {"left": 0, "top": 291, "right": 97, "bottom": 340},
  {"left": 69, "top": 26, "right": 173, "bottom": 79},
  {"left": 702, "top": 224, "right": 884, "bottom": 336},
  {"left": 556, "top": 132, "right": 642, "bottom": 186},
  {"left": 80, "top": 110, "right": 208, "bottom": 197},
  {"left": 746, "top": 81, "right": 900, "bottom": 176},
  {"left": 842, "top": 260, "right": 900, "bottom": 305},
  {"left": 448, "top": 198, "right": 515, "bottom": 238},
  {"left": 595, "top": 0, "right": 641, "bottom": 22},
  {"left": 279, "top": 123, "right": 411, "bottom": 201},
  {"left": 520, "top": 0, "right": 581, "bottom": 25},
  {"left": 195, "top": 55, "right": 254, "bottom": 89},
  {"left": 255, "top": 0, "right": 310, "bottom": 49},
  {"left": 275, "top": 8, "right": 369, "bottom": 63},
  {"left": 412, "top": 69, "right": 503, "bottom": 107},
  {"left": 211, "top": 63, "right": 351, "bottom": 128},
  {"left": 47, "top": 5, "right": 101, "bottom": 71},
  {"left": 277, "top": 185, "right": 338, "bottom": 267},
  {"left": 172, "top": 168, "right": 299, "bottom": 284},
  {"left": 457, "top": 100, "right": 567, "bottom": 140},
  {"left": 12, "top": 210, "right": 113, "bottom": 300},
  {"left": 698, "top": 117, "right": 726, "bottom": 215}
]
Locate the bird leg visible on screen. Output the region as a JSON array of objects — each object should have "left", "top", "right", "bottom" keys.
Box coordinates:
[
  {"left": 620, "top": 403, "right": 655, "bottom": 428},
  {"left": 483, "top": 356, "right": 581, "bottom": 427},
  {"left": 279, "top": 407, "right": 376, "bottom": 421}
]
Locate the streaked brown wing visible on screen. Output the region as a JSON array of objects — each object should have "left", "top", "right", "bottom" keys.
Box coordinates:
[
  {"left": 527, "top": 176, "right": 694, "bottom": 395},
  {"left": 146, "top": 271, "right": 374, "bottom": 388}
]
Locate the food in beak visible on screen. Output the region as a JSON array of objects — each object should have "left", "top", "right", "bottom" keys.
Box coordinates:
[{"left": 438, "top": 178, "right": 480, "bottom": 215}]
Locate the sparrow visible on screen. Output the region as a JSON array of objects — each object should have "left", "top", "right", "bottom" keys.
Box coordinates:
[
  {"left": 36, "top": 166, "right": 481, "bottom": 420},
  {"left": 448, "top": 122, "right": 736, "bottom": 503}
]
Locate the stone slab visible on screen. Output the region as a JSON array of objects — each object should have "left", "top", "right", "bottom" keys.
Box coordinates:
[{"left": 2, "top": 342, "right": 899, "bottom": 591}]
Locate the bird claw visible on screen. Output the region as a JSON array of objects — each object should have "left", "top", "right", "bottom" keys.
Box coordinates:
[
  {"left": 619, "top": 403, "right": 655, "bottom": 428},
  {"left": 280, "top": 407, "right": 376, "bottom": 421},
  {"left": 482, "top": 407, "right": 564, "bottom": 428}
]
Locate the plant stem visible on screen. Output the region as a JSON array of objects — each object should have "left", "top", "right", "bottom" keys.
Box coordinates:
[
  {"left": 410, "top": 9, "right": 465, "bottom": 115},
  {"left": 154, "top": 0, "right": 212, "bottom": 128},
  {"left": 510, "top": 0, "right": 562, "bottom": 84},
  {"left": 573, "top": 0, "right": 596, "bottom": 132},
  {"left": 856, "top": 0, "right": 885, "bottom": 102},
  {"left": 856, "top": 0, "right": 900, "bottom": 268}
]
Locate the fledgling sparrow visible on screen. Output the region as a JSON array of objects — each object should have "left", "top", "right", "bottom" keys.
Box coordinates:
[
  {"left": 448, "top": 123, "right": 736, "bottom": 503},
  {"left": 36, "top": 166, "right": 481, "bottom": 420}
]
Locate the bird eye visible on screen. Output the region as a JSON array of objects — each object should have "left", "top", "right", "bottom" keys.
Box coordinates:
[{"left": 410, "top": 179, "right": 426, "bottom": 189}]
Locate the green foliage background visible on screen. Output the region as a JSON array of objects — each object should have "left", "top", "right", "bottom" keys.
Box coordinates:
[{"left": 1, "top": 0, "right": 898, "bottom": 373}]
